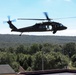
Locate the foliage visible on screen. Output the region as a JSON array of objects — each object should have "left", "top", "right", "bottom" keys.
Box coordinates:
[
  {"left": 46, "top": 52, "right": 69, "bottom": 69},
  {"left": 0, "top": 42, "right": 76, "bottom": 71},
  {"left": 71, "top": 54, "right": 76, "bottom": 67},
  {"left": 11, "top": 62, "right": 19, "bottom": 72},
  {"left": 27, "top": 67, "right": 32, "bottom": 71},
  {"left": 32, "top": 51, "right": 43, "bottom": 70},
  {"left": 63, "top": 42, "right": 76, "bottom": 57}
]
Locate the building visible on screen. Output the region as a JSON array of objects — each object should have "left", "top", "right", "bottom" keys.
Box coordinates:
[
  {"left": 19, "top": 69, "right": 76, "bottom": 75},
  {"left": 0, "top": 64, "right": 16, "bottom": 75}
]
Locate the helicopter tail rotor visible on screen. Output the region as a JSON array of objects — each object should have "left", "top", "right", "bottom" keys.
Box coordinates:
[{"left": 3, "top": 16, "right": 16, "bottom": 23}]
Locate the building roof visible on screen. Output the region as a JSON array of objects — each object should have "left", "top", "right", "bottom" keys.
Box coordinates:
[
  {"left": 20, "top": 69, "right": 76, "bottom": 75},
  {"left": 0, "top": 64, "right": 16, "bottom": 74}
]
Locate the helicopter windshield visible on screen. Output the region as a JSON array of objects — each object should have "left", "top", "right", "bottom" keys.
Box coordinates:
[
  {"left": 60, "top": 23, "right": 63, "bottom": 26},
  {"left": 55, "top": 23, "right": 64, "bottom": 28}
]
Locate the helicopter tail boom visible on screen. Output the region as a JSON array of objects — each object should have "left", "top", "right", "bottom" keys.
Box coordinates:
[
  {"left": 10, "top": 24, "right": 17, "bottom": 31},
  {"left": 7, "top": 21, "right": 17, "bottom": 31}
]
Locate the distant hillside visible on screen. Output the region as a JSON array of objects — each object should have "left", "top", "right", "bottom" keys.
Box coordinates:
[{"left": 0, "top": 34, "right": 76, "bottom": 47}]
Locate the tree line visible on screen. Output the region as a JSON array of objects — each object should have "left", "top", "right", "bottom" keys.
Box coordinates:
[{"left": 0, "top": 42, "right": 76, "bottom": 71}]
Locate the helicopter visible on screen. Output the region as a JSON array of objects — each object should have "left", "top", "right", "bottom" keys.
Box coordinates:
[{"left": 4, "top": 12, "right": 67, "bottom": 36}]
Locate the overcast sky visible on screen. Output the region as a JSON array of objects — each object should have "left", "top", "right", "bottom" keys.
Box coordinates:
[{"left": 0, "top": 0, "right": 76, "bottom": 36}]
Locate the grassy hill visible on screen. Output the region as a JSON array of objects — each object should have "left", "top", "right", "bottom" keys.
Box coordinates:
[{"left": 0, "top": 34, "right": 76, "bottom": 47}]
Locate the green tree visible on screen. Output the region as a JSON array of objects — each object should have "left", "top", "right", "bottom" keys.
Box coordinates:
[
  {"left": 29, "top": 44, "right": 40, "bottom": 54},
  {"left": 7, "top": 47, "right": 15, "bottom": 53},
  {"left": 0, "top": 52, "right": 17, "bottom": 64},
  {"left": 0, "top": 48, "right": 5, "bottom": 52},
  {"left": 27, "top": 67, "right": 32, "bottom": 71},
  {"left": 17, "top": 53, "right": 27, "bottom": 66},
  {"left": 11, "top": 62, "right": 19, "bottom": 72},
  {"left": 63, "top": 42, "right": 76, "bottom": 57},
  {"left": 15, "top": 45, "right": 25, "bottom": 54},
  {"left": 41, "top": 46, "right": 51, "bottom": 53},
  {"left": 71, "top": 54, "right": 76, "bottom": 67},
  {"left": 46, "top": 52, "right": 69, "bottom": 69},
  {"left": 27, "top": 55, "right": 32, "bottom": 67},
  {"left": 32, "top": 51, "right": 43, "bottom": 70},
  {"left": 23, "top": 60, "right": 28, "bottom": 70},
  {"left": 23, "top": 55, "right": 32, "bottom": 70},
  {"left": 53, "top": 45, "right": 62, "bottom": 53}
]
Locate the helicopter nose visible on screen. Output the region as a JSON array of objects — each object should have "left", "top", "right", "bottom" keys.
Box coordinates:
[{"left": 64, "top": 26, "right": 67, "bottom": 29}]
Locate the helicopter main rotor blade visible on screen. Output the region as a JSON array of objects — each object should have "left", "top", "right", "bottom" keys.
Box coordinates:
[
  {"left": 53, "top": 16, "right": 76, "bottom": 20},
  {"left": 18, "top": 16, "right": 76, "bottom": 21},
  {"left": 44, "top": 12, "right": 51, "bottom": 21},
  {"left": 18, "top": 12, "right": 53, "bottom": 21},
  {"left": 18, "top": 18, "right": 48, "bottom": 20}
]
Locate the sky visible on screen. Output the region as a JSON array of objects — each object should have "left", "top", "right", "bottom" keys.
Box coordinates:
[{"left": 0, "top": 0, "right": 76, "bottom": 36}]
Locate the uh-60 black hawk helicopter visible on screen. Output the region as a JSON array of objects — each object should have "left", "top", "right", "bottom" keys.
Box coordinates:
[{"left": 4, "top": 12, "right": 67, "bottom": 36}]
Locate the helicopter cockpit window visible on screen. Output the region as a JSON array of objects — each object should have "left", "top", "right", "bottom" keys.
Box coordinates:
[
  {"left": 56, "top": 25, "right": 60, "bottom": 27},
  {"left": 39, "top": 25, "right": 46, "bottom": 28},
  {"left": 60, "top": 24, "right": 63, "bottom": 26},
  {"left": 56, "top": 23, "right": 63, "bottom": 27},
  {"left": 61, "top": 24, "right": 63, "bottom": 26}
]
